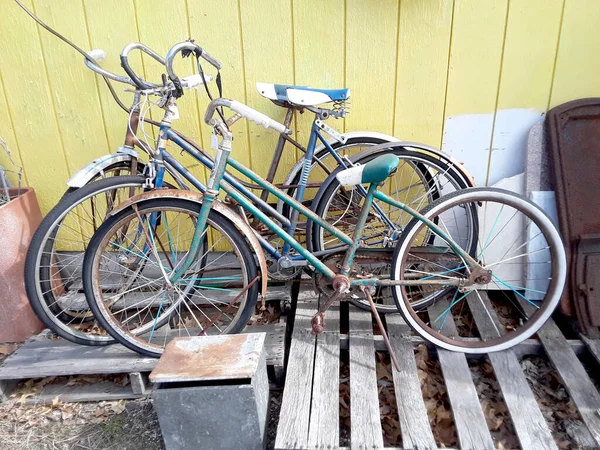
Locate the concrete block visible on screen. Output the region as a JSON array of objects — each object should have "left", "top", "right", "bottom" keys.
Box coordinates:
[{"left": 150, "top": 334, "right": 268, "bottom": 450}]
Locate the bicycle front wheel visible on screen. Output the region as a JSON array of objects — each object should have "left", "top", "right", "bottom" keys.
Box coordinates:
[
  {"left": 391, "top": 188, "right": 566, "bottom": 354},
  {"left": 82, "top": 198, "right": 259, "bottom": 357}
]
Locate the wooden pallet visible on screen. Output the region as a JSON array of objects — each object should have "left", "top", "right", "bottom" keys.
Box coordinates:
[
  {"left": 275, "top": 290, "right": 600, "bottom": 450},
  {"left": 0, "top": 319, "right": 287, "bottom": 404}
]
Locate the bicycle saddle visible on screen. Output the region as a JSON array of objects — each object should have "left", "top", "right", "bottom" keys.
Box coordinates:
[
  {"left": 256, "top": 82, "right": 350, "bottom": 106},
  {"left": 336, "top": 154, "right": 400, "bottom": 187}
]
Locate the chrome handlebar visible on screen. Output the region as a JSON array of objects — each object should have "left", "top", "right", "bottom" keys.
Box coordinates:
[
  {"left": 165, "top": 41, "right": 222, "bottom": 90},
  {"left": 84, "top": 43, "right": 165, "bottom": 89},
  {"left": 120, "top": 43, "right": 166, "bottom": 90}
]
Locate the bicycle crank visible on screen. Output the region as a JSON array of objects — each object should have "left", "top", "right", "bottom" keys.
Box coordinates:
[{"left": 361, "top": 286, "right": 401, "bottom": 372}]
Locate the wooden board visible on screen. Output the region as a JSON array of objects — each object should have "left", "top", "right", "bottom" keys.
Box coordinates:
[
  {"left": 0, "top": 323, "right": 285, "bottom": 380},
  {"left": 275, "top": 299, "right": 318, "bottom": 450},
  {"left": 467, "top": 292, "right": 557, "bottom": 450},
  {"left": 535, "top": 319, "right": 600, "bottom": 447},
  {"left": 582, "top": 335, "right": 600, "bottom": 366},
  {"left": 386, "top": 314, "right": 437, "bottom": 450},
  {"left": 349, "top": 307, "right": 384, "bottom": 449},
  {"left": 427, "top": 300, "right": 495, "bottom": 450},
  {"left": 307, "top": 305, "right": 340, "bottom": 449}
]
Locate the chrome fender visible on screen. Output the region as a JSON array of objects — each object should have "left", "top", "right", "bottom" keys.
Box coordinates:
[
  {"left": 351, "top": 141, "right": 476, "bottom": 187},
  {"left": 109, "top": 189, "right": 268, "bottom": 300},
  {"left": 67, "top": 151, "right": 139, "bottom": 188}
]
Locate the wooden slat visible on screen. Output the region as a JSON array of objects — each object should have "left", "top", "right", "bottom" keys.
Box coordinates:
[
  {"left": 275, "top": 300, "right": 318, "bottom": 450},
  {"left": 582, "top": 335, "right": 600, "bottom": 366},
  {"left": 524, "top": 307, "right": 600, "bottom": 447},
  {"left": 467, "top": 292, "right": 557, "bottom": 450},
  {"left": 307, "top": 305, "right": 340, "bottom": 449},
  {"left": 427, "top": 299, "right": 495, "bottom": 450},
  {"left": 349, "top": 307, "right": 383, "bottom": 449},
  {"left": 338, "top": 333, "right": 586, "bottom": 358},
  {"left": 0, "top": 324, "right": 284, "bottom": 379},
  {"left": 386, "top": 314, "right": 437, "bottom": 450}
]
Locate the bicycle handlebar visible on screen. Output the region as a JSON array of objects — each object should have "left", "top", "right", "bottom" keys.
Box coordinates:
[
  {"left": 84, "top": 49, "right": 137, "bottom": 86},
  {"left": 204, "top": 98, "right": 290, "bottom": 134},
  {"left": 120, "top": 42, "right": 166, "bottom": 90},
  {"left": 165, "top": 41, "right": 222, "bottom": 89}
]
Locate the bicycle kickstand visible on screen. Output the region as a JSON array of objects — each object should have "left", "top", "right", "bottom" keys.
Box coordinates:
[{"left": 360, "top": 286, "right": 401, "bottom": 372}]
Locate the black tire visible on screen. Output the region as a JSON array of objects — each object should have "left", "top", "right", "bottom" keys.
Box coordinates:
[
  {"left": 82, "top": 198, "right": 260, "bottom": 358},
  {"left": 25, "top": 174, "right": 147, "bottom": 346},
  {"left": 307, "top": 148, "right": 473, "bottom": 313}
]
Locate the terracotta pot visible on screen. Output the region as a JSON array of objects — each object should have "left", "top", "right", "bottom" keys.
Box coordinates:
[{"left": 0, "top": 188, "right": 45, "bottom": 342}]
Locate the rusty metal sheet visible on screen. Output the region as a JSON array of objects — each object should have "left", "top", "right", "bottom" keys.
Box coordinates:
[
  {"left": 149, "top": 333, "right": 266, "bottom": 383},
  {"left": 546, "top": 98, "right": 600, "bottom": 333}
]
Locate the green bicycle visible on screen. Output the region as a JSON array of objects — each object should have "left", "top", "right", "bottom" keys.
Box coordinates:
[{"left": 81, "top": 42, "right": 567, "bottom": 358}]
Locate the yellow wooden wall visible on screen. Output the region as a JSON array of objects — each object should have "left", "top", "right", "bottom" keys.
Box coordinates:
[{"left": 0, "top": 0, "right": 599, "bottom": 213}]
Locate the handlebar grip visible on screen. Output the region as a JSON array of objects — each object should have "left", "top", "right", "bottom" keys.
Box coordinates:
[
  {"left": 120, "top": 43, "right": 166, "bottom": 90},
  {"left": 120, "top": 55, "right": 152, "bottom": 90},
  {"left": 84, "top": 50, "right": 136, "bottom": 86},
  {"left": 87, "top": 49, "right": 106, "bottom": 62},
  {"left": 230, "top": 101, "right": 288, "bottom": 134}
]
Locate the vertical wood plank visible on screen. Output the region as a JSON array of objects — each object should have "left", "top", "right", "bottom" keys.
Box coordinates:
[
  {"left": 549, "top": 0, "right": 600, "bottom": 107},
  {"left": 487, "top": 0, "right": 564, "bottom": 185},
  {"left": 185, "top": 0, "right": 252, "bottom": 171},
  {"left": 386, "top": 314, "right": 437, "bottom": 450},
  {"left": 307, "top": 305, "right": 340, "bottom": 449},
  {"left": 31, "top": 0, "right": 110, "bottom": 175},
  {"left": 349, "top": 307, "right": 383, "bottom": 449},
  {"left": 393, "top": 0, "right": 453, "bottom": 146},
  {"left": 441, "top": 0, "right": 508, "bottom": 187},
  {"left": 292, "top": 0, "right": 345, "bottom": 146},
  {"left": 239, "top": 0, "right": 295, "bottom": 181},
  {"left": 0, "top": 0, "right": 69, "bottom": 213},
  {"left": 467, "top": 292, "right": 558, "bottom": 450},
  {"left": 133, "top": 0, "right": 208, "bottom": 184},
  {"left": 83, "top": 0, "right": 146, "bottom": 153},
  {"left": 0, "top": 77, "right": 28, "bottom": 187},
  {"left": 427, "top": 299, "right": 495, "bottom": 450},
  {"left": 275, "top": 299, "right": 318, "bottom": 450},
  {"left": 345, "top": 0, "right": 399, "bottom": 134}
]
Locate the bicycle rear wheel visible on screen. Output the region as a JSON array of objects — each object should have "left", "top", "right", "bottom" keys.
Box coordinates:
[
  {"left": 391, "top": 188, "right": 566, "bottom": 353},
  {"left": 309, "top": 148, "right": 474, "bottom": 313},
  {"left": 82, "top": 198, "right": 259, "bottom": 357}
]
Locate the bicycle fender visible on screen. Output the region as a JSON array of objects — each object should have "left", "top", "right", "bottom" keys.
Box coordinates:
[
  {"left": 108, "top": 189, "right": 269, "bottom": 301},
  {"left": 66, "top": 151, "right": 139, "bottom": 188},
  {"left": 350, "top": 141, "right": 476, "bottom": 188}
]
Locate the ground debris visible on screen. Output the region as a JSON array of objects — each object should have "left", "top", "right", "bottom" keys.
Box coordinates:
[
  {"left": 0, "top": 398, "right": 163, "bottom": 450},
  {"left": 521, "top": 355, "right": 592, "bottom": 450}
]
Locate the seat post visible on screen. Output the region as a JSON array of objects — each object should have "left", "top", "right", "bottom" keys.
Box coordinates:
[{"left": 259, "top": 108, "right": 294, "bottom": 204}]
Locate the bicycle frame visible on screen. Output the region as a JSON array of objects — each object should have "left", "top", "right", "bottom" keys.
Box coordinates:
[
  {"left": 148, "top": 113, "right": 481, "bottom": 287},
  {"left": 159, "top": 118, "right": 395, "bottom": 260}
]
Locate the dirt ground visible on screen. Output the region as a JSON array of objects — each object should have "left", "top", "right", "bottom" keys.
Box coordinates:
[{"left": 0, "top": 398, "right": 163, "bottom": 450}]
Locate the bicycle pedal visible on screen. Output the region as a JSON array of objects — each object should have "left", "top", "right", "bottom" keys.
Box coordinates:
[{"left": 311, "top": 313, "right": 326, "bottom": 335}]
